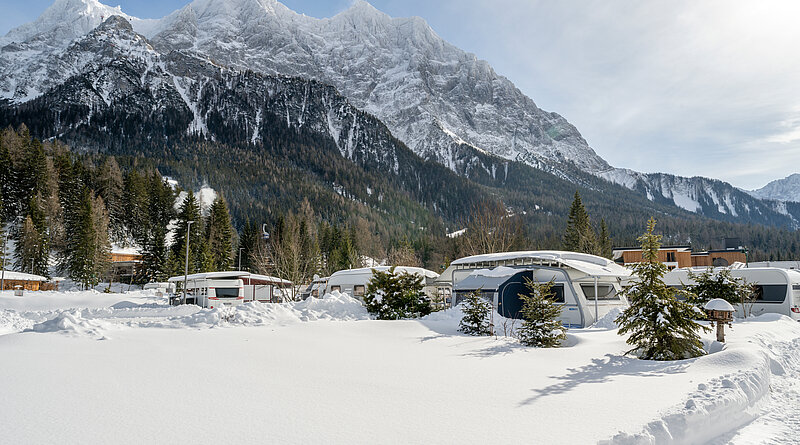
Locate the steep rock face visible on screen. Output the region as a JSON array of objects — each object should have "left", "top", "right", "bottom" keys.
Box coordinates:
[{"left": 749, "top": 174, "right": 800, "bottom": 202}]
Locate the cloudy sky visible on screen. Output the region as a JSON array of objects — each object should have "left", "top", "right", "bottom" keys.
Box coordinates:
[{"left": 2, "top": 0, "right": 799, "bottom": 190}]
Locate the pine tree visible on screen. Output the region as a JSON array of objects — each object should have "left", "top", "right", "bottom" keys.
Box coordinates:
[
  {"left": 516, "top": 278, "right": 567, "bottom": 347},
  {"left": 139, "top": 172, "right": 174, "bottom": 283},
  {"left": 96, "top": 157, "right": 124, "bottom": 242},
  {"left": 615, "top": 218, "right": 710, "bottom": 360},
  {"left": 238, "top": 219, "right": 258, "bottom": 272},
  {"left": 206, "top": 196, "right": 234, "bottom": 271},
  {"left": 364, "top": 267, "right": 431, "bottom": 319},
  {"left": 597, "top": 218, "right": 613, "bottom": 259},
  {"left": 63, "top": 188, "right": 109, "bottom": 289},
  {"left": 459, "top": 290, "right": 493, "bottom": 336},
  {"left": 562, "top": 191, "right": 597, "bottom": 254},
  {"left": 169, "top": 190, "right": 204, "bottom": 277}
]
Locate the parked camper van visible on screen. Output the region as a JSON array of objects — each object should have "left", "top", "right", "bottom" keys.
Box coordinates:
[
  {"left": 167, "top": 271, "right": 293, "bottom": 307},
  {"left": 168, "top": 273, "right": 245, "bottom": 308},
  {"left": 325, "top": 267, "right": 439, "bottom": 300},
  {"left": 437, "top": 251, "right": 632, "bottom": 328},
  {"left": 664, "top": 267, "right": 800, "bottom": 321}
]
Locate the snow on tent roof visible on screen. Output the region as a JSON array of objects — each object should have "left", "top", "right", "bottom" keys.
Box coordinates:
[
  {"left": 453, "top": 267, "right": 520, "bottom": 292},
  {"left": 329, "top": 266, "right": 439, "bottom": 279},
  {"left": 168, "top": 271, "right": 292, "bottom": 285},
  {"left": 451, "top": 250, "right": 631, "bottom": 278},
  {"left": 0, "top": 270, "right": 50, "bottom": 282}
]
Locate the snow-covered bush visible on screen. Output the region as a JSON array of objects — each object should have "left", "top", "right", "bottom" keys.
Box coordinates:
[
  {"left": 459, "top": 291, "right": 493, "bottom": 336},
  {"left": 516, "top": 278, "right": 567, "bottom": 347},
  {"left": 615, "top": 218, "right": 710, "bottom": 360},
  {"left": 363, "top": 267, "right": 431, "bottom": 320}
]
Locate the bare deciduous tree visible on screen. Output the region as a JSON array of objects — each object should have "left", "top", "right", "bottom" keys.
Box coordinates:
[{"left": 460, "top": 199, "right": 526, "bottom": 256}]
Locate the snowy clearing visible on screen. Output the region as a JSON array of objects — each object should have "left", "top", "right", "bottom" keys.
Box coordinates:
[{"left": 0, "top": 290, "right": 798, "bottom": 444}]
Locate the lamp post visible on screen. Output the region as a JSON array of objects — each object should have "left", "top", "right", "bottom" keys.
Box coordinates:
[
  {"left": 182, "top": 220, "right": 195, "bottom": 305},
  {"left": 238, "top": 247, "right": 245, "bottom": 271}
]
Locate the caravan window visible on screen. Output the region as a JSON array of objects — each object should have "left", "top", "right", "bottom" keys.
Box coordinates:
[
  {"left": 353, "top": 285, "right": 365, "bottom": 297},
  {"left": 580, "top": 284, "right": 619, "bottom": 301},
  {"left": 330, "top": 285, "right": 341, "bottom": 292},
  {"left": 215, "top": 288, "right": 240, "bottom": 298},
  {"left": 752, "top": 285, "right": 787, "bottom": 303}
]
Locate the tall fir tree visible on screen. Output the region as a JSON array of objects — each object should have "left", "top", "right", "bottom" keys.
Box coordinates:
[
  {"left": 237, "top": 219, "right": 259, "bottom": 272},
  {"left": 615, "top": 218, "right": 710, "bottom": 360},
  {"left": 206, "top": 196, "right": 234, "bottom": 271},
  {"left": 168, "top": 190, "right": 207, "bottom": 276},
  {"left": 597, "top": 218, "right": 613, "bottom": 259},
  {"left": 562, "top": 191, "right": 597, "bottom": 255},
  {"left": 63, "top": 188, "right": 109, "bottom": 288},
  {"left": 139, "top": 172, "right": 175, "bottom": 283},
  {"left": 516, "top": 278, "right": 567, "bottom": 347},
  {"left": 96, "top": 157, "right": 124, "bottom": 242}
]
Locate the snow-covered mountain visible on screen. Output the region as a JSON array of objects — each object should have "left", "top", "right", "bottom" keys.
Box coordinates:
[
  {"left": 1, "top": 0, "right": 795, "bottom": 227},
  {"left": 1, "top": 0, "right": 609, "bottom": 174},
  {"left": 748, "top": 174, "right": 800, "bottom": 203}
]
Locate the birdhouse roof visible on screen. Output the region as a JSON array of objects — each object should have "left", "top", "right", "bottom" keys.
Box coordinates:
[{"left": 704, "top": 298, "right": 735, "bottom": 312}]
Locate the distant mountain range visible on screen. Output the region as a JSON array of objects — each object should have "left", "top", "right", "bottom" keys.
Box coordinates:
[{"left": 0, "top": 0, "right": 798, "bottom": 241}]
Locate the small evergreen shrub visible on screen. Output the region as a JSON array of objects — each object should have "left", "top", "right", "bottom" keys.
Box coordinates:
[
  {"left": 686, "top": 268, "right": 755, "bottom": 315},
  {"left": 517, "top": 278, "right": 567, "bottom": 347},
  {"left": 364, "top": 267, "right": 432, "bottom": 320},
  {"left": 459, "top": 290, "right": 493, "bottom": 336}
]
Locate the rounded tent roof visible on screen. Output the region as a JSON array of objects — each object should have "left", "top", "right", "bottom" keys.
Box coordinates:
[
  {"left": 450, "top": 251, "right": 631, "bottom": 278},
  {"left": 329, "top": 266, "right": 439, "bottom": 279}
]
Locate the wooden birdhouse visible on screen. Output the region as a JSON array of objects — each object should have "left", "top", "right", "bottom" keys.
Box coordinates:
[{"left": 704, "top": 298, "right": 735, "bottom": 342}]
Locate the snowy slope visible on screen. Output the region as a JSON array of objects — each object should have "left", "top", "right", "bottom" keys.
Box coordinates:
[
  {"left": 1, "top": 290, "right": 799, "bottom": 444},
  {"left": 597, "top": 167, "right": 800, "bottom": 228},
  {"left": 748, "top": 173, "right": 800, "bottom": 202}
]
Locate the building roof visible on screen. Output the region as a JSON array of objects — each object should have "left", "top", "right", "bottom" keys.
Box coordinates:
[
  {"left": 0, "top": 270, "right": 50, "bottom": 282},
  {"left": 450, "top": 251, "right": 631, "bottom": 278}
]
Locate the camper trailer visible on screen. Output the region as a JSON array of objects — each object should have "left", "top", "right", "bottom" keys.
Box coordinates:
[
  {"left": 167, "top": 271, "right": 293, "bottom": 308},
  {"left": 437, "top": 251, "right": 632, "bottom": 328},
  {"left": 325, "top": 266, "right": 439, "bottom": 300},
  {"left": 300, "top": 276, "right": 329, "bottom": 300},
  {"left": 664, "top": 267, "right": 800, "bottom": 321}
]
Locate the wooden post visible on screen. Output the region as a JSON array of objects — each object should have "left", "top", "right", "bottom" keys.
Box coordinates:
[{"left": 716, "top": 321, "right": 725, "bottom": 342}]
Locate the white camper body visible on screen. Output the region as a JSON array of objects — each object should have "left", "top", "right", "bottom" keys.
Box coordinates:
[
  {"left": 300, "top": 276, "right": 329, "bottom": 299},
  {"left": 325, "top": 266, "right": 439, "bottom": 300},
  {"left": 168, "top": 271, "right": 293, "bottom": 307},
  {"left": 664, "top": 267, "right": 800, "bottom": 321},
  {"left": 438, "top": 251, "right": 632, "bottom": 328}
]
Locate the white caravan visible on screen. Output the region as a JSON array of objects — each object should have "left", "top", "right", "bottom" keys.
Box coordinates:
[
  {"left": 168, "top": 271, "right": 293, "bottom": 308},
  {"left": 325, "top": 266, "right": 439, "bottom": 300},
  {"left": 143, "top": 282, "right": 176, "bottom": 298},
  {"left": 664, "top": 267, "right": 800, "bottom": 321},
  {"left": 437, "top": 251, "right": 632, "bottom": 328}
]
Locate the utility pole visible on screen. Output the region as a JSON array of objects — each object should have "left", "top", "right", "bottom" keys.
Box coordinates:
[
  {"left": 182, "top": 220, "right": 195, "bottom": 305},
  {"left": 1, "top": 230, "right": 7, "bottom": 292},
  {"left": 239, "top": 247, "right": 245, "bottom": 271}
]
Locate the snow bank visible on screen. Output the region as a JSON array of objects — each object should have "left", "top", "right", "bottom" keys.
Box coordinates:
[
  {"left": 591, "top": 307, "right": 624, "bottom": 329},
  {"left": 601, "top": 314, "right": 800, "bottom": 444},
  {"left": 6, "top": 291, "right": 369, "bottom": 338}
]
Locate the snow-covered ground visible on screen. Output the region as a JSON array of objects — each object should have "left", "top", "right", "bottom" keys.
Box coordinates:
[{"left": 0, "top": 290, "right": 798, "bottom": 444}]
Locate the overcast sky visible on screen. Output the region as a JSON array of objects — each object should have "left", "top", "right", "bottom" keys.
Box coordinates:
[{"left": 2, "top": 0, "right": 799, "bottom": 190}]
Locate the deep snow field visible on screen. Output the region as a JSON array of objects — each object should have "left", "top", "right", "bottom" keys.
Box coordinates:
[{"left": 0, "top": 290, "right": 798, "bottom": 444}]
